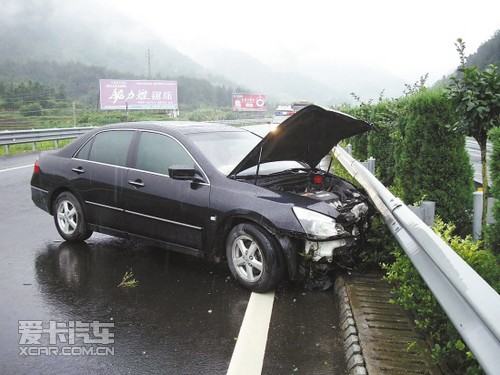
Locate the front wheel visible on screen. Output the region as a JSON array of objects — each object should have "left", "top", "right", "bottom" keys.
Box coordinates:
[
  {"left": 53, "top": 191, "right": 93, "bottom": 242},
  {"left": 226, "top": 223, "right": 284, "bottom": 292}
]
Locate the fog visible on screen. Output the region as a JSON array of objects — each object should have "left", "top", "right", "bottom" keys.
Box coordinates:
[{"left": 1, "top": 0, "right": 499, "bottom": 103}]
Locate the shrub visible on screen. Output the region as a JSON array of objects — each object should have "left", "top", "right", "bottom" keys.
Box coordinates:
[
  {"left": 341, "top": 99, "right": 400, "bottom": 185},
  {"left": 396, "top": 89, "right": 474, "bottom": 234},
  {"left": 385, "top": 218, "right": 500, "bottom": 374},
  {"left": 341, "top": 104, "right": 369, "bottom": 160},
  {"left": 366, "top": 100, "right": 400, "bottom": 185},
  {"left": 20, "top": 102, "right": 42, "bottom": 116},
  {"left": 487, "top": 127, "right": 500, "bottom": 253}
]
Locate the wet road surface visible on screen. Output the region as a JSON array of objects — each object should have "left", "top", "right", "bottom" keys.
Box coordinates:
[{"left": 0, "top": 153, "right": 346, "bottom": 375}]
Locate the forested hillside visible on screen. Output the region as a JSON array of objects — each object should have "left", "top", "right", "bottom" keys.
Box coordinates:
[
  {"left": 466, "top": 30, "right": 500, "bottom": 68},
  {"left": 0, "top": 60, "right": 239, "bottom": 108}
]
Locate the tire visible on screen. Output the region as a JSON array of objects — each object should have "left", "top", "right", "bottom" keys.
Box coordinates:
[
  {"left": 226, "top": 223, "right": 285, "bottom": 292},
  {"left": 53, "top": 191, "right": 93, "bottom": 242}
]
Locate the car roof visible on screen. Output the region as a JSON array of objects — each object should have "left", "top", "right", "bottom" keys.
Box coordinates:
[{"left": 99, "top": 121, "right": 245, "bottom": 135}]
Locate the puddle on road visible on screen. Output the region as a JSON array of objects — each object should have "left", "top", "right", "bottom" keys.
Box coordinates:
[{"left": 15, "top": 237, "right": 251, "bottom": 374}]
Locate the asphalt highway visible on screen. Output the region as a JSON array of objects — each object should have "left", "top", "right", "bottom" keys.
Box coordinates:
[{"left": 0, "top": 152, "right": 345, "bottom": 375}]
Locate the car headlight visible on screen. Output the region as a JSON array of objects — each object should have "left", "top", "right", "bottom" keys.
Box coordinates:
[{"left": 292, "top": 207, "right": 346, "bottom": 240}]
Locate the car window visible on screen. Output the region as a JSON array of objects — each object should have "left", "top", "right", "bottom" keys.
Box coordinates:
[
  {"left": 75, "top": 137, "right": 93, "bottom": 160},
  {"left": 88, "top": 130, "right": 134, "bottom": 167},
  {"left": 135, "top": 132, "right": 194, "bottom": 175}
]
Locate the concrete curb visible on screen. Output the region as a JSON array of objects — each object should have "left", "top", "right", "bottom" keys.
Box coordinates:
[{"left": 334, "top": 275, "right": 368, "bottom": 375}]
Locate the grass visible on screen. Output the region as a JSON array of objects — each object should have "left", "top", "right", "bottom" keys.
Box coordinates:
[
  {"left": 117, "top": 270, "right": 139, "bottom": 288},
  {"left": 0, "top": 104, "right": 268, "bottom": 157},
  {"left": 0, "top": 138, "right": 73, "bottom": 157}
]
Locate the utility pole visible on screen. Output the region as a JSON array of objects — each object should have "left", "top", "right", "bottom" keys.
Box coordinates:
[
  {"left": 72, "top": 101, "right": 76, "bottom": 127},
  {"left": 146, "top": 48, "right": 152, "bottom": 79}
]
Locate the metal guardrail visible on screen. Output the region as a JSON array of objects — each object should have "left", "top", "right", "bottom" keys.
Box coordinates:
[
  {"left": 333, "top": 145, "right": 500, "bottom": 374},
  {"left": 0, "top": 127, "right": 95, "bottom": 154},
  {"left": 0, "top": 119, "right": 272, "bottom": 154}
]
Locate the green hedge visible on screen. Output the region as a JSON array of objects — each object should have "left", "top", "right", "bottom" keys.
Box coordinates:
[
  {"left": 487, "top": 127, "right": 500, "bottom": 253},
  {"left": 366, "top": 100, "right": 400, "bottom": 186},
  {"left": 385, "top": 218, "right": 500, "bottom": 374},
  {"left": 343, "top": 99, "right": 401, "bottom": 186},
  {"left": 396, "top": 89, "right": 474, "bottom": 234}
]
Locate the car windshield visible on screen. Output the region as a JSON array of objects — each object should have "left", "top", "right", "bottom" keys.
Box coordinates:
[
  {"left": 188, "top": 131, "right": 261, "bottom": 174},
  {"left": 188, "top": 131, "right": 308, "bottom": 176}
]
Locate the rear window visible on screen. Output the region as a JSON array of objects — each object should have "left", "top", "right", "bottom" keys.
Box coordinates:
[
  {"left": 75, "top": 138, "right": 93, "bottom": 160},
  {"left": 87, "top": 130, "right": 134, "bottom": 167}
]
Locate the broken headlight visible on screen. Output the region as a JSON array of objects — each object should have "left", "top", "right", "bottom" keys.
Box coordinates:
[{"left": 292, "top": 207, "right": 346, "bottom": 240}]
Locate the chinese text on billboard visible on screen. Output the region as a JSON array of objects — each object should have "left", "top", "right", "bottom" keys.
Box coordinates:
[{"left": 99, "top": 79, "right": 178, "bottom": 110}]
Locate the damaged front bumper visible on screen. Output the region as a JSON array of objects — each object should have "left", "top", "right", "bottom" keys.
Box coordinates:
[
  {"left": 276, "top": 201, "right": 371, "bottom": 281},
  {"left": 304, "top": 237, "right": 356, "bottom": 262}
]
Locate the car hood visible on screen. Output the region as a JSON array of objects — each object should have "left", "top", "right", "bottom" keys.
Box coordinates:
[{"left": 229, "top": 105, "right": 372, "bottom": 176}]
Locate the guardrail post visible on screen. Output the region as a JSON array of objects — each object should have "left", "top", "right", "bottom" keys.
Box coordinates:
[
  {"left": 54, "top": 140, "right": 59, "bottom": 149},
  {"left": 487, "top": 197, "right": 496, "bottom": 224},
  {"left": 409, "top": 205, "right": 424, "bottom": 220},
  {"left": 367, "top": 157, "right": 376, "bottom": 174},
  {"left": 421, "top": 201, "right": 436, "bottom": 227},
  {"left": 32, "top": 142, "right": 36, "bottom": 152},
  {"left": 473, "top": 191, "right": 483, "bottom": 240}
]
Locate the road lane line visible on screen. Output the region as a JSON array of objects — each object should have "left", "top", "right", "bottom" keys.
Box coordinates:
[
  {"left": 0, "top": 164, "right": 33, "bottom": 173},
  {"left": 227, "top": 291, "right": 275, "bottom": 375}
]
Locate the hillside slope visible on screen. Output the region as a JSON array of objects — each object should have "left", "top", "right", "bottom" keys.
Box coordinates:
[{"left": 466, "top": 30, "right": 500, "bottom": 68}]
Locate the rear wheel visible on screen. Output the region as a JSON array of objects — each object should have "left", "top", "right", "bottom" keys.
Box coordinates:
[
  {"left": 226, "top": 223, "right": 284, "bottom": 292},
  {"left": 53, "top": 191, "right": 93, "bottom": 242}
]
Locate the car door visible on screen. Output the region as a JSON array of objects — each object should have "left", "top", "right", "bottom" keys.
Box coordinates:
[
  {"left": 122, "top": 131, "right": 210, "bottom": 250},
  {"left": 70, "top": 129, "right": 134, "bottom": 230}
]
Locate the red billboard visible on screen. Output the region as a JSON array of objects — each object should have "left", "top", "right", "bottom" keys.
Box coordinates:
[
  {"left": 232, "top": 93, "right": 267, "bottom": 112},
  {"left": 99, "top": 79, "right": 178, "bottom": 110}
]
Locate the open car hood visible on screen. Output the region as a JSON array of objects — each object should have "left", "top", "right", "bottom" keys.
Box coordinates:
[{"left": 229, "top": 105, "right": 372, "bottom": 176}]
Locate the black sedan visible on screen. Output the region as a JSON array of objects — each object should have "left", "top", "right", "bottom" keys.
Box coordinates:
[{"left": 31, "top": 105, "right": 372, "bottom": 292}]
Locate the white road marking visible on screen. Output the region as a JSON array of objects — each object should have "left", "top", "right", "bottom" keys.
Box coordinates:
[
  {"left": 0, "top": 164, "right": 33, "bottom": 173},
  {"left": 227, "top": 291, "right": 275, "bottom": 375}
]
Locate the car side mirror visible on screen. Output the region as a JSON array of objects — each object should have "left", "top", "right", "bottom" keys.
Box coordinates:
[{"left": 169, "top": 165, "right": 204, "bottom": 183}]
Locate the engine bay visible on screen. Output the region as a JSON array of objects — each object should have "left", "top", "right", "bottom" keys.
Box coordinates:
[{"left": 246, "top": 168, "right": 370, "bottom": 221}]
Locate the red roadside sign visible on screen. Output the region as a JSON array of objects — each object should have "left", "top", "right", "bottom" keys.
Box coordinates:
[{"left": 232, "top": 93, "right": 267, "bottom": 112}]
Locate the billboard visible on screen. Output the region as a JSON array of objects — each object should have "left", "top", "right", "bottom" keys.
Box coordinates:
[
  {"left": 99, "top": 79, "right": 178, "bottom": 110},
  {"left": 232, "top": 93, "right": 267, "bottom": 112}
]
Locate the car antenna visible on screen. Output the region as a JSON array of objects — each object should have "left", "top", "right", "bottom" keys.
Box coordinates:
[{"left": 254, "top": 144, "right": 264, "bottom": 185}]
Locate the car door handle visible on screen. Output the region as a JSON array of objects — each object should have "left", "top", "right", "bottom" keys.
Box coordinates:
[
  {"left": 128, "top": 179, "right": 145, "bottom": 188},
  {"left": 72, "top": 166, "right": 85, "bottom": 174}
]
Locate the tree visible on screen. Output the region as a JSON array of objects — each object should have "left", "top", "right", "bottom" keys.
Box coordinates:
[
  {"left": 447, "top": 39, "right": 500, "bottom": 232},
  {"left": 397, "top": 89, "right": 474, "bottom": 233}
]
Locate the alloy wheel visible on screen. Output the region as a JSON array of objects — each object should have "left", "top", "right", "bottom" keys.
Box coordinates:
[
  {"left": 231, "top": 234, "right": 263, "bottom": 282},
  {"left": 56, "top": 200, "right": 78, "bottom": 235}
]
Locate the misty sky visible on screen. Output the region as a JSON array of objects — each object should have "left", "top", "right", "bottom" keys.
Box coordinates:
[{"left": 105, "top": 0, "right": 499, "bottom": 84}]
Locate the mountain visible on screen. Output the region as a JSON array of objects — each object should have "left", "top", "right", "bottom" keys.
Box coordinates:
[
  {"left": 0, "top": 0, "right": 224, "bottom": 82},
  {"left": 466, "top": 30, "right": 500, "bottom": 69},
  {"left": 195, "top": 49, "right": 406, "bottom": 104},
  {"left": 0, "top": 0, "right": 407, "bottom": 105},
  {"left": 195, "top": 49, "right": 335, "bottom": 104}
]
